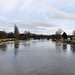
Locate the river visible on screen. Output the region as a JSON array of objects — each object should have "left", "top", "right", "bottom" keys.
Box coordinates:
[{"left": 0, "top": 39, "right": 75, "bottom": 75}]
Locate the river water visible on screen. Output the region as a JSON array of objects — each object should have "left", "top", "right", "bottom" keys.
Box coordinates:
[{"left": 0, "top": 40, "right": 75, "bottom": 75}]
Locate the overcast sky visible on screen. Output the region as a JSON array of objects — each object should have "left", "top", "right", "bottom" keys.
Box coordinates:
[{"left": 0, "top": 0, "right": 75, "bottom": 34}]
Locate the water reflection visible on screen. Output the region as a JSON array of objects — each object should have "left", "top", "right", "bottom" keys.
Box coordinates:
[
  {"left": 0, "top": 43, "right": 7, "bottom": 52},
  {"left": 14, "top": 40, "right": 30, "bottom": 57},
  {"left": 62, "top": 43, "right": 67, "bottom": 51},
  {"left": 14, "top": 41, "right": 19, "bottom": 49},
  {"left": 56, "top": 42, "right": 62, "bottom": 50},
  {"left": 0, "top": 40, "right": 75, "bottom": 75},
  {"left": 56, "top": 42, "right": 61, "bottom": 46},
  {"left": 55, "top": 42, "right": 68, "bottom": 52},
  {"left": 70, "top": 45, "right": 75, "bottom": 53},
  {"left": 23, "top": 41, "right": 30, "bottom": 47},
  {"left": 14, "top": 41, "right": 19, "bottom": 57}
]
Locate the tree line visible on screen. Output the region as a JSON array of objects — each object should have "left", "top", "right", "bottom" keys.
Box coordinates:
[
  {"left": 0, "top": 25, "right": 51, "bottom": 40},
  {"left": 0, "top": 25, "right": 74, "bottom": 40}
]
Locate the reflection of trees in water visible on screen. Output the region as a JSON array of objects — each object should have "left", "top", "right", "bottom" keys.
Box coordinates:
[
  {"left": 14, "top": 41, "right": 19, "bottom": 49},
  {"left": 0, "top": 43, "right": 7, "bottom": 52},
  {"left": 62, "top": 43, "right": 67, "bottom": 51},
  {"left": 14, "top": 40, "right": 30, "bottom": 57},
  {"left": 70, "top": 45, "right": 75, "bottom": 53},
  {"left": 0, "top": 43, "right": 7, "bottom": 55},
  {"left": 56, "top": 42, "right": 62, "bottom": 50},
  {"left": 56, "top": 42, "right": 67, "bottom": 52},
  {"left": 56, "top": 42, "right": 61, "bottom": 46},
  {"left": 14, "top": 41, "right": 19, "bottom": 57},
  {"left": 24, "top": 42, "right": 30, "bottom": 46},
  {"left": 22, "top": 41, "right": 30, "bottom": 47}
]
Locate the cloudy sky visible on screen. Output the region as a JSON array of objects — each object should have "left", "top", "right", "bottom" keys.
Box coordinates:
[{"left": 0, "top": 0, "right": 75, "bottom": 35}]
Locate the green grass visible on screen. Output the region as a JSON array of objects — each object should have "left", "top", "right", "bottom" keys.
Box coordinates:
[{"left": 0, "top": 38, "right": 15, "bottom": 43}]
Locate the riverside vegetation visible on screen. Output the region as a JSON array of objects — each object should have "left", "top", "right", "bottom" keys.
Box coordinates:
[{"left": 0, "top": 25, "right": 75, "bottom": 45}]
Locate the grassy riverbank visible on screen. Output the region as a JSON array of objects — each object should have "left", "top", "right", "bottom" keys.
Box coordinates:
[{"left": 0, "top": 38, "right": 15, "bottom": 43}]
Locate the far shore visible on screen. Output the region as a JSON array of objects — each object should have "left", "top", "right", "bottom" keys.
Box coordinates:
[
  {"left": 0, "top": 38, "right": 75, "bottom": 46},
  {"left": 0, "top": 38, "right": 15, "bottom": 43}
]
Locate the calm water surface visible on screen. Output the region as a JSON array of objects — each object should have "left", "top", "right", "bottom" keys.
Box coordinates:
[{"left": 0, "top": 40, "right": 75, "bottom": 75}]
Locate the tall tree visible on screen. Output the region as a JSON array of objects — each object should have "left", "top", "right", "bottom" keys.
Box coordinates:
[
  {"left": 14, "top": 25, "right": 19, "bottom": 39},
  {"left": 62, "top": 32, "right": 67, "bottom": 39}
]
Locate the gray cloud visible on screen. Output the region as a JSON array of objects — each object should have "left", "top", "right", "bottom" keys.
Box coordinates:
[
  {"left": 10, "top": 19, "right": 56, "bottom": 33},
  {"left": 0, "top": 18, "right": 57, "bottom": 34},
  {"left": 0, "top": 19, "right": 14, "bottom": 32},
  {"left": 44, "top": 9, "right": 75, "bottom": 21}
]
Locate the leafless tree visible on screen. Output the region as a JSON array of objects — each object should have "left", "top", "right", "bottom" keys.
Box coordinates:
[{"left": 56, "top": 28, "right": 63, "bottom": 35}]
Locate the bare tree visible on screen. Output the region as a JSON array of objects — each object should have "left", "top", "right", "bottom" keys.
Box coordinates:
[
  {"left": 54, "top": 28, "right": 63, "bottom": 39},
  {"left": 14, "top": 25, "right": 19, "bottom": 39},
  {"left": 56, "top": 28, "right": 63, "bottom": 35}
]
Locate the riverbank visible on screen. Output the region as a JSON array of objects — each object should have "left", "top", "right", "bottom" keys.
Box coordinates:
[
  {"left": 0, "top": 38, "right": 15, "bottom": 43},
  {"left": 52, "top": 38, "right": 75, "bottom": 45}
]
